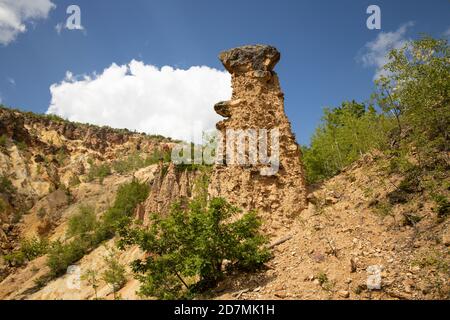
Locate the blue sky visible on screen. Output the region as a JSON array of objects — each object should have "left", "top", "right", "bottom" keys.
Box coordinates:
[{"left": 0, "top": 0, "right": 449, "bottom": 144}]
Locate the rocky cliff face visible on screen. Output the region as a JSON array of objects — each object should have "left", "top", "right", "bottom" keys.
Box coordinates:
[
  {"left": 142, "top": 163, "right": 201, "bottom": 220},
  {"left": 0, "top": 107, "right": 174, "bottom": 269},
  {"left": 209, "top": 45, "right": 307, "bottom": 234}
]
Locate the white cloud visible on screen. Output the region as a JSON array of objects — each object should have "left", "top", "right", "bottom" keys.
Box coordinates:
[
  {"left": 359, "top": 22, "right": 414, "bottom": 79},
  {"left": 7, "top": 77, "right": 15, "bottom": 85},
  {"left": 47, "top": 61, "right": 232, "bottom": 142},
  {"left": 0, "top": 0, "right": 55, "bottom": 45}
]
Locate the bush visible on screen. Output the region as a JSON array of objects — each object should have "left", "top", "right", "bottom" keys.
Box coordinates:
[
  {"left": 119, "top": 197, "right": 270, "bottom": 299},
  {"left": 47, "top": 240, "right": 87, "bottom": 277},
  {"left": 433, "top": 194, "right": 450, "bottom": 221},
  {"left": 0, "top": 175, "right": 15, "bottom": 194},
  {"left": 101, "top": 178, "right": 149, "bottom": 234},
  {"left": 302, "top": 101, "right": 392, "bottom": 183},
  {"left": 19, "top": 237, "right": 49, "bottom": 260},
  {"left": 87, "top": 162, "right": 111, "bottom": 184},
  {"left": 67, "top": 206, "right": 98, "bottom": 239},
  {"left": 14, "top": 141, "right": 27, "bottom": 152},
  {"left": 102, "top": 247, "right": 126, "bottom": 299},
  {"left": 112, "top": 149, "right": 171, "bottom": 175},
  {"left": 0, "top": 135, "right": 8, "bottom": 148},
  {"left": 4, "top": 237, "right": 49, "bottom": 266}
]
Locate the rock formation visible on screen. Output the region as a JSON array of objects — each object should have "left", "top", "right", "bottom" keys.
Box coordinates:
[
  {"left": 209, "top": 45, "right": 307, "bottom": 233},
  {"left": 143, "top": 163, "right": 199, "bottom": 217}
]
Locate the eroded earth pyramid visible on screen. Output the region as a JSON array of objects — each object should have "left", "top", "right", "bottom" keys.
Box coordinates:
[{"left": 209, "top": 45, "right": 307, "bottom": 233}]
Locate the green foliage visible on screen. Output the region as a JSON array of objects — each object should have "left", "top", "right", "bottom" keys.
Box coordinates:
[
  {"left": 4, "top": 237, "right": 49, "bottom": 266},
  {"left": 302, "top": 101, "right": 392, "bottom": 183},
  {"left": 82, "top": 269, "right": 100, "bottom": 300},
  {"left": 37, "top": 207, "right": 47, "bottom": 218},
  {"left": 119, "top": 197, "right": 270, "bottom": 299},
  {"left": 46, "top": 240, "right": 87, "bottom": 277},
  {"left": 101, "top": 247, "right": 126, "bottom": 299},
  {"left": 14, "top": 140, "right": 27, "bottom": 152},
  {"left": 0, "top": 175, "right": 15, "bottom": 194},
  {"left": 112, "top": 149, "right": 171, "bottom": 174},
  {"left": 45, "top": 179, "right": 148, "bottom": 278},
  {"left": 375, "top": 36, "right": 449, "bottom": 162},
  {"left": 87, "top": 162, "right": 111, "bottom": 184},
  {"left": 67, "top": 206, "right": 98, "bottom": 239},
  {"left": 303, "top": 36, "right": 449, "bottom": 186},
  {"left": 0, "top": 198, "right": 7, "bottom": 212},
  {"left": 55, "top": 149, "right": 68, "bottom": 165},
  {"left": 433, "top": 194, "right": 450, "bottom": 220},
  {"left": 19, "top": 237, "right": 49, "bottom": 260},
  {"left": 69, "top": 175, "right": 81, "bottom": 187},
  {"left": 0, "top": 135, "right": 8, "bottom": 149},
  {"left": 100, "top": 178, "right": 150, "bottom": 236}
]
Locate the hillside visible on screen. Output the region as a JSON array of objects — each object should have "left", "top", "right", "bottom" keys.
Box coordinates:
[
  {"left": 0, "top": 127, "right": 448, "bottom": 300},
  {"left": 0, "top": 40, "right": 448, "bottom": 301},
  {"left": 213, "top": 153, "right": 449, "bottom": 300}
]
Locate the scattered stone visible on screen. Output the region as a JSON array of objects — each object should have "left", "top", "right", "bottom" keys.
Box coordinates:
[{"left": 338, "top": 290, "right": 350, "bottom": 299}]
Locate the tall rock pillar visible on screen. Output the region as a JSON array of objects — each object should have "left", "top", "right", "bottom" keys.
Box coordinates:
[{"left": 208, "top": 45, "right": 307, "bottom": 233}]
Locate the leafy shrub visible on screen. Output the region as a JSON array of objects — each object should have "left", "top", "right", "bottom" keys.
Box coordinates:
[
  {"left": 302, "top": 101, "right": 392, "bottom": 183},
  {"left": 46, "top": 240, "right": 87, "bottom": 277},
  {"left": 4, "top": 237, "right": 49, "bottom": 266},
  {"left": 82, "top": 269, "right": 100, "bottom": 300},
  {"left": 20, "top": 237, "right": 49, "bottom": 260},
  {"left": 0, "top": 135, "right": 8, "bottom": 148},
  {"left": 4, "top": 251, "right": 26, "bottom": 266},
  {"left": 102, "top": 247, "right": 126, "bottom": 299},
  {"left": 67, "top": 206, "right": 98, "bottom": 239},
  {"left": 433, "top": 194, "right": 450, "bottom": 221},
  {"left": 0, "top": 175, "right": 15, "bottom": 194},
  {"left": 119, "top": 197, "right": 270, "bottom": 299},
  {"left": 14, "top": 141, "right": 27, "bottom": 152},
  {"left": 101, "top": 178, "right": 149, "bottom": 234},
  {"left": 87, "top": 163, "right": 111, "bottom": 184}
]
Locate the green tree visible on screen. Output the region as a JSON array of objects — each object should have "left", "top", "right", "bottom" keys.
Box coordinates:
[
  {"left": 82, "top": 269, "right": 100, "bottom": 300},
  {"left": 302, "top": 101, "right": 391, "bottom": 183},
  {"left": 102, "top": 247, "right": 126, "bottom": 300},
  {"left": 119, "top": 197, "right": 270, "bottom": 299},
  {"left": 375, "top": 36, "right": 450, "bottom": 164},
  {"left": 67, "top": 206, "right": 97, "bottom": 239}
]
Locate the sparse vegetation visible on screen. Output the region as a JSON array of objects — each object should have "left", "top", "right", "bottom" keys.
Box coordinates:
[
  {"left": 0, "top": 134, "right": 8, "bottom": 149},
  {"left": 44, "top": 179, "right": 149, "bottom": 279},
  {"left": 87, "top": 162, "right": 112, "bottom": 184},
  {"left": 119, "top": 195, "right": 270, "bottom": 299},
  {"left": 102, "top": 247, "right": 126, "bottom": 300},
  {"left": 67, "top": 206, "right": 98, "bottom": 239},
  {"left": 112, "top": 149, "right": 171, "bottom": 174},
  {"left": 46, "top": 240, "right": 87, "bottom": 277},
  {"left": 0, "top": 175, "right": 15, "bottom": 194},
  {"left": 14, "top": 140, "right": 27, "bottom": 152},
  {"left": 4, "top": 237, "right": 49, "bottom": 266},
  {"left": 302, "top": 36, "right": 449, "bottom": 189},
  {"left": 82, "top": 269, "right": 100, "bottom": 300}
]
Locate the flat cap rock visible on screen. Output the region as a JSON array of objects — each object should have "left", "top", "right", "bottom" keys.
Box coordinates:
[{"left": 219, "top": 45, "right": 280, "bottom": 74}]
